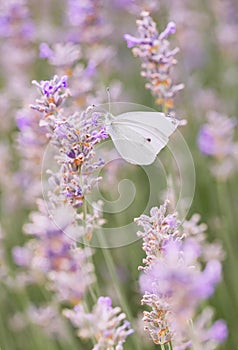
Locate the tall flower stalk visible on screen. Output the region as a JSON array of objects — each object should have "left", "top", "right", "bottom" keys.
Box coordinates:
[
  {"left": 198, "top": 110, "right": 238, "bottom": 180},
  {"left": 125, "top": 11, "right": 184, "bottom": 114},
  {"left": 135, "top": 201, "right": 227, "bottom": 349},
  {"left": 13, "top": 73, "right": 135, "bottom": 349},
  {"left": 30, "top": 75, "right": 108, "bottom": 211},
  {"left": 124, "top": 11, "right": 228, "bottom": 350}
]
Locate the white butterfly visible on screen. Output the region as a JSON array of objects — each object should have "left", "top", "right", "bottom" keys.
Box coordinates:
[{"left": 105, "top": 111, "right": 179, "bottom": 165}]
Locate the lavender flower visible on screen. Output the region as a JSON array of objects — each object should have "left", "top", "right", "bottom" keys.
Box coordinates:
[
  {"left": 26, "top": 304, "right": 70, "bottom": 341},
  {"left": 0, "top": 0, "right": 35, "bottom": 40},
  {"left": 31, "top": 77, "right": 108, "bottom": 209},
  {"left": 39, "top": 42, "right": 81, "bottom": 68},
  {"left": 198, "top": 111, "right": 236, "bottom": 158},
  {"left": 66, "top": 0, "right": 111, "bottom": 44},
  {"left": 9, "top": 304, "right": 69, "bottom": 341},
  {"left": 0, "top": 0, "right": 35, "bottom": 99},
  {"left": 0, "top": 1, "right": 41, "bottom": 214},
  {"left": 13, "top": 200, "right": 96, "bottom": 304},
  {"left": 185, "top": 307, "right": 228, "bottom": 350},
  {"left": 211, "top": 0, "right": 238, "bottom": 60},
  {"left": 38, "top": 40, "right": 115, "bottom": 108},
  {"left": 163, "top": 0, "right": 210, "bottom": 72},
  {"left": 124, "top": 11, "right": 184, "bottom": 112},
  {"left": 140, "top": 243, "right": 222, "bottom": 345},
  {"left": 0, "top": 142, "right": 21, "bottom": 212},
  {"left": 136, "top": 201, "right": 227, "bottom": 348},
  {"left": 31, "top": 75, "right": 69, "bottom": 116},
  {"left": 63, "top": 296, "right": 134, "bottom": 349},
  {"left": 198, "top": 110, "right": 238, "bottom": 180},
  {"left": 49, "top": 113, "right": 107, "bottom": 208},
  {"left": 135, "top": 201, "right": 181, "bottom": 271},
  {"left": 16, "top": 107, "right": 49, "bottom": 203},
  {"left": 12, "top": 246, "right": 32, "bottom": 267},
  {"left": 38, "top": 0, "right": 119, "bottom": 109}
]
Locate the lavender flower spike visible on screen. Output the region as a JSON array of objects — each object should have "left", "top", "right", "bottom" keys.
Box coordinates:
[
  {"left": 125, "top": 11, "right": 184, "bottom": 113},
  {"left": 31, "top": 75, "right": 70, "bottom": 115},
  {"left": 136, "top": 201, "right": 227, "bottom": 349},
  {"left": 198, "top": 110, "right": 238, "bottom": 180},
  {"left": 159, "top": 22, "right": 177, "bottom": 40},
  {"left": 63, "top": 296, "right": 134, "bottom": 349},
  {"left": 13, "top": 200, "right": 96, "bottom": 304}
]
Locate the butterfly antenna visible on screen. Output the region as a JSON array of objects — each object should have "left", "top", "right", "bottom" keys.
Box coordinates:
[{"left": 106, "top": 86, "right": 111, "bottom": 114}]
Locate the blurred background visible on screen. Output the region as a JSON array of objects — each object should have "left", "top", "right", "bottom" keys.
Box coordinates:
[{"left": 0, "top": 0, "right": 238, "bottom": 349}]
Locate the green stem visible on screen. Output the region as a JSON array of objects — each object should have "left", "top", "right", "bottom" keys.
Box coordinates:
[
  {"left": 169, "top": 340, "right": 174, "bottom": 350},
  {"left": 97, "top": 230, "right": 143, "bottom": 350},
  {"left": 162, "top": 103, "right": 168, "bottom": 114},
  {"left": 81, "top": 199, "right": 98, "bottom": 304},
  {"left": 4, "top": 284, "right": 58, "bottom": 350},
  {"left": 216, "top": 181, "right": 237, "bottom": 266},
  {"left": 215, "top": 180, "right": 238, "bottom": 308},
  {"left": 161, "top": 341, "right": 174, "bottom": 350},
  {"left": 81, "top": 196, "right": 142, "bottom": 349}
]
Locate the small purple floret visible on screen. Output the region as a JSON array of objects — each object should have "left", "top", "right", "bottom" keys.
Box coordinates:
[
  {"left": 39, "top": 42, "right": 54, "bottom": 59},
  {"left": 209, "top": 320, "right": 228, "bottom": 342},
  {"left": 124, "top": 34, "right": 143, "bottom": 48},
  {"left": 198, "top": 126, "right": 215, "bottom": 156},
  {"left": 98, "top": 296, "right": 112, "bottom": 308}
]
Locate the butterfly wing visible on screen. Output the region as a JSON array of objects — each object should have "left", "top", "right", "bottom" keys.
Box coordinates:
[
  {"left": 116, "top": 111, "right": 178, "bottom": 138},
  {"left": 107, "top": 112, "right": 178, "bottom": 165},
  {"left": 107, "top": 122, "right": 157, "bottom": 165}
]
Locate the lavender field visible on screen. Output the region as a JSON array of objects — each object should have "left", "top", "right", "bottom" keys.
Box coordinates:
[{"left": 0, "top": 1, "right": 238, "bottom": 349}]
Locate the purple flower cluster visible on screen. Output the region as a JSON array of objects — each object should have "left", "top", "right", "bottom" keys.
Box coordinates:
[
  {"left": 37, "top": 0, "right": 119, "bottom": 114},
  {"left": 26, "top": 304, "right": 69, "bottom": 340},
  {"left": 9, "top": 304, "right": 69, "bottom": 341},
  {"left": 135, "top": 201, "right": 227, "bottom": 348},
  {"left": 39, "top": 42, "right": 81, "bottom": 68},
  {"left": 0, "top": 0, "right": 35, "bottom": 100},
  {"left": 66, "top": 0, "right": 111, "bottom": 43},
  {"left": 124, "top": 11, "right": 184, "bottom": 112},
  {"left": 31, "top": 76, "right": 108, "bottom": 209},
  {"left": 0, "top": 1, "right": 41, "bottom": 213},
  {"left": 63, "top": 296, "right": 134, "bottom": 349},
  {"left": 31, "top": 75, "right": 70, "bottom": 116},
  {"left": 13, "top": 199, "right": 96, "bottom": 305},
  {"left": 0, "top": 0, "right": 34, "bottom": 40},
  {"left": 13, "top": 73, "right": 124, "bottom": 343},
  {"left": 16, "top": 107, "right": 49, "bottom": 203},
  {"left": 160, "top": 0, "right": 209, "bottom": 73},
  {"left": 38, "top": 41, "right": 115, "bottom": 108},
  {"left": 198, "top": 111, "right": 238, "bottom": 180},
  {"left": 212, "top": 1, "right": 238, "bottom": 60}
]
